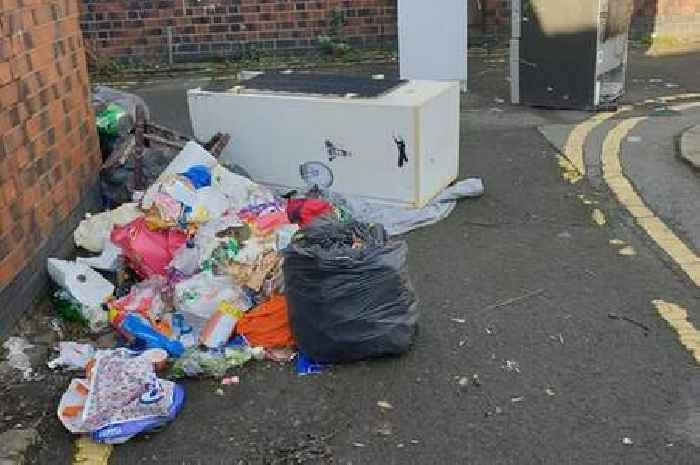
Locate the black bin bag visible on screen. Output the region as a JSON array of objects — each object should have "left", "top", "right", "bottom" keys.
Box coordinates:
[{"left": 283, "top": 219, "right": 419, "bottom": 363}]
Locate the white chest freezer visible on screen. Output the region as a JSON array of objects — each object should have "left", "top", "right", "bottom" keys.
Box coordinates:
[{"left": 187, "top": 74, "right": 460, "bottom": 208}]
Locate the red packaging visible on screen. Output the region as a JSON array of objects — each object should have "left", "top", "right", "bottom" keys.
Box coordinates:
[{"left": 111, "top": 218, "right": 187, "bottom": 278}]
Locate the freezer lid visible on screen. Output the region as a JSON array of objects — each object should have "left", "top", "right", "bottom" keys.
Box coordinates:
[{"left": 240, "top": 72, "right": 408, "bottom": 98}]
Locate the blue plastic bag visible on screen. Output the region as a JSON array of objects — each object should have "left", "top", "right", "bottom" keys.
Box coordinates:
[{"left": 180, "top": 165, "right": 212, "bottom": 189}]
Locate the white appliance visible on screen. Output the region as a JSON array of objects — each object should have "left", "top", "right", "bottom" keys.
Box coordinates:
[
  {"left": 398, "top": 0, "right": 468, "bottom": 91},
  {"left": 187, "top": 78, "right": 460, "bottom": 208}
]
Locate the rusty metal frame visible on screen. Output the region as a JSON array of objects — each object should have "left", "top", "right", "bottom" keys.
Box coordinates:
[{"left": 101, "top": 104, "right": 231, "bottom": 191}]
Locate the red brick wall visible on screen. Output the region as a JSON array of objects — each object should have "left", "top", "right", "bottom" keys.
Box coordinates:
[
  {"left": 79, "top": 0, "right": 398, "bottom": 63},
  {"left": 0, "top": 0, "right": 101, "bottom": 291},
  {"left": 631, "top": 0, "right": 700, "bottom": 39},
  {"left": 472, "top": 0, "right": 700, "bottom": 40}
]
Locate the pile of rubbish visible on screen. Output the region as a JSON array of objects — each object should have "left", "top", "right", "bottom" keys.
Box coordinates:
[
  {"left": 36, "top": 87, "right": 484, "bottom": 444},
  {"left": 46, "top": 141, "right": 439, "bottom": 444}
]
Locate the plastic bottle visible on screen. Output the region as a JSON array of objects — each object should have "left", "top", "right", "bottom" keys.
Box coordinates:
[{"left": 115, "top": 312, "right": 185, "bottom": 358}]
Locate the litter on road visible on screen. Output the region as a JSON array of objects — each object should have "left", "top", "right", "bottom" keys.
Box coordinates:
[
  {"left": 502, "top": 360, "right": 521, "bottom": 373},
  {"left": 2, "top": 337, "right": 36, "bottom": 381},
  {"left": 608, "top": 313, "right": 651, "bottom": 334}
]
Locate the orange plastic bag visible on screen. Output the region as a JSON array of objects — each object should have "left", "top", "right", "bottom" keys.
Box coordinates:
[{"left": 236, "top": 295, "right": 295, "bottom": 349}]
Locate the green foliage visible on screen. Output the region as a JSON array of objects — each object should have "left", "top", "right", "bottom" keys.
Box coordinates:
[{"left": 318, "top": 8, "right": 351, "bottom": 57}]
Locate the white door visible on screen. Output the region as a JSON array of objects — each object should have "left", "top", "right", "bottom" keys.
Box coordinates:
[{"left": 398, "top": 0, "right": 468, "bottom": 90}]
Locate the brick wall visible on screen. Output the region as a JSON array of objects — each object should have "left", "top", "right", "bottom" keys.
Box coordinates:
[
  {"left": 471, "top": 0, "right": 700, "bottom": 42},
  {"left": 631, "top": 0, "right": 700, "bottom": 40},
  {"left": 1, "top": 0, "right": 101, "bottom": 330},
  {"left": 79, "top": 0, "right": 398, "bottom": 64}
]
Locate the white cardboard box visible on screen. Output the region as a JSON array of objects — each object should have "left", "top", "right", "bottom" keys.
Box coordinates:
[{"left": 187, "top": 80, "right": 460, "bottom": 208}]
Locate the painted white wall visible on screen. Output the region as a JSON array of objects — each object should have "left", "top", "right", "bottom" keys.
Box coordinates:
[{"left": 398, "top": 0, "right": 468, "bottom": 90}]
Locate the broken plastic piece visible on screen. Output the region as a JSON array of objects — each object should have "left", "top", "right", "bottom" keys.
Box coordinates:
[{"left": 295, "top": 353, "right": 329, "bottom": 376}]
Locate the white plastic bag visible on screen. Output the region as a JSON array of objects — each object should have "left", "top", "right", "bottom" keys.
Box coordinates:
[
  {"left": 76, "top": 241, "right": 121, "bottom": 271},
  {"left": 189, "top": 186, "right": 229, "bottom": 223},
  {"left": 210, "top": 164, "right": 269, "bottom": 213},
  {"left": 2, "top": 337, "right": 35, "bottom": 380},
  {"left": 48, "top": 342, "right": 96, "bottom": 370},
  {"left": 74, "top": 203, "right": 142, "bottom": 253},
  {"left": 170, "top": 245, "right": 200, "bottom": 276},
  {"left": 174, "top": 272, "right": 249, "bottom": 321},
  {"left": 111, "top": 276, "right": 167, "bottom": 321},
  {"left": 193, "top": 213, "right": 245, "bottom": 267},
  {"left": 339, "top": 177, "right": 485, "bottom": 236}
]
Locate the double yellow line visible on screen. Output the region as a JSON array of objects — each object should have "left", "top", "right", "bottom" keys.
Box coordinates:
[
  {"left": 561, "top": 100, "right": 700, "bottom": 363},
  {"left": 73, "top": 437, "right": 112, "bottom": 465}
]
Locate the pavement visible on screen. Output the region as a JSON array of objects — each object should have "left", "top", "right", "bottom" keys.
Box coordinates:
[
  {"left": 680, "top": 125, "right": 700, "bottom": 169},
  {"left": 3, "top": 48, "right": 699, "bottom": 464}
]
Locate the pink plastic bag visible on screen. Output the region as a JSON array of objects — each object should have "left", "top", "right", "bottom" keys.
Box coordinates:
[{"left": 111, "top": 218, "right": 187, "bottom": 278}]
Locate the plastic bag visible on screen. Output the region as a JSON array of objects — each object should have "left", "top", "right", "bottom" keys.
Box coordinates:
[
  {"left": 190, "top": 213, "right": 248, "bottom": 270},
  {"left": 236, "top": 295, "right": 295, "bottom": 349},
  {"left": 199, "top": 302, "right": 245, "bottom": 349},
  {"left": 76, "top": 241, "right": 121, "bottom": 271},
  {"left": 111, "top": 218, "right": 187, "bottom": 278},
  {"left": 2, "top": 337, "right": 35, "bottom": 380},
  {"left": 333, "top": 178, "right": 485, "bottom": 236},
  {"left": 286, "top": 198, "right": 334, "bottom": 227},
  {"left": 92, "top": 86, "right": 150, "bottom": 124},
  {"left": 48, "top": 342, "right": 96, "bottom": 370},
  {"left": 95, "top": 103, "right": 127, "bottom": 136},
  {"left": 74, "top": 203, "right": 142, "bottom": 253},
  {"left": 52, "top": 290, "right": 90, "bottom": 326},
  {"left": 211, "top": 165, "right": 258, "bottom": 212},
  {"left": 170, "top": 243, "right": 200, "bottom": 276},
  {"left": 110, "top": 277, "right": 167, "bottom": 322},
  {"left": 58, "top": 350, "right": 184, "bottom": 444},
  {"left": 283, "top": 219, "right": 418, "bottom": 363},
  {"left": 101, "top": 147, "right": 175, "bottom": 208},
  {"left": 174, "top": 272, "right": 251, "bottom": 321},
  {"left": 170, "top": 347, "right": 253, "bottom": 378},
  {"left": 146, "top": 192, "right": 183, "bottom": 229},
  {"left": 189, "top": 186, "right": 229, "bottom": 224},
  {"left": 248, "top": 210, "right": 290, "bottom": 235}
]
